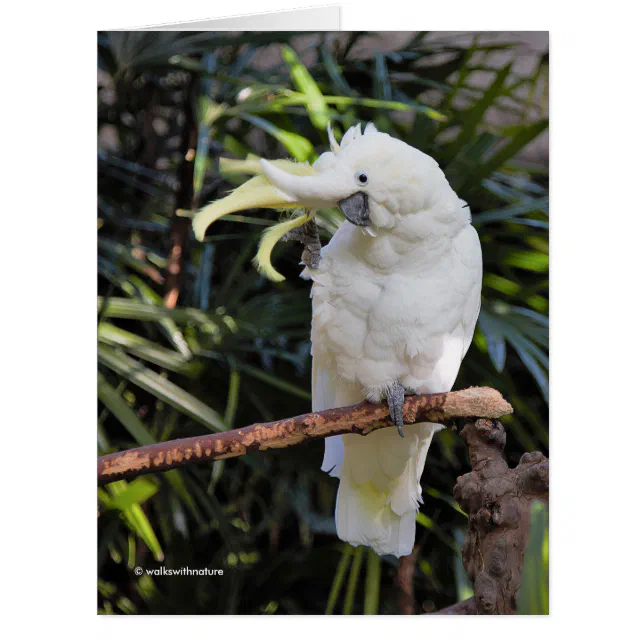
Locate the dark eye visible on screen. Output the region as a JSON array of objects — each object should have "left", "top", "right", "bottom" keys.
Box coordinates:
[{"left": 355, "top": 170, "right": 369, "bottom": 186}]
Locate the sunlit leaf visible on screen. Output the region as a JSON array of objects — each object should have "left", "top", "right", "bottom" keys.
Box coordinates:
[
  {"left": 282, "top": 45, "right": 330, "bottom": 130},
  {"left": 240, "top": 114, "right": 314, "bottom": 162}
]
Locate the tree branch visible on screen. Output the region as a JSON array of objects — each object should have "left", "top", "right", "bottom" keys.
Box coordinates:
[
  {"left": 396, "top": 547, "right": 419, "bottom": 615},
  {"left": 98, "top": 387, "right": 512, "bottom": 484}
]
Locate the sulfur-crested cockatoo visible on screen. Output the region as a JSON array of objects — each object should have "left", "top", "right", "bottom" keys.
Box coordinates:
[{"left": 191, "top": 123, "right": 482, "bottom": 557}]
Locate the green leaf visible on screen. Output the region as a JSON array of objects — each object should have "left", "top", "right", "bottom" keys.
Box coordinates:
[
  {"left": 97, "top": 371, "right": 157, "bottom": 446},
  {"left": 98, "top": 345, "right": 227, "bottom": 432},
  {"left": 325, "top": 544, "right": 353, "bottom": 615},
  {"left": 282, "top": 45, "right": 330, "bottom": 130},
  {"left": 448, "top": 63, "right": 513, "bottom": 157},
  {"left": 101, "top": 478, "right": 159, "bottom": 511},
  {"left": 518, "top": 501, "right": 549, "bottom": 614},
  {"left": 416, "top": 512, "right": 458, "bottom": 552},
  {"left": 453, "top": 529, "right": 474, "bottom": 601},
  {"left": 97, "top": 297, "right": 218, "bottom": 326},
  {"left": 343, "top": 546, "right": 364, "bottom": 615},
  {"left": 373, "top": 53, "right": 392, "bottom": 101},
  {"left": 193, "top": 53, "right": 218, "bottom": 195},
  {"left": 320, "top": 44, "right": 353, "bottom": 96},
  {"left": 483, "top": 274, "right": 521, "bottom": 297},
  {"left": 98, "top": 322, "right": 201, "bottom": 376},
  {"left": 162, "top": 470, "right": 201, "bottom": 523},
  {"left": 470, "top": 119, "right": 549, "bottom": 184},
  {"left": 504, "top": 250, "right": 549, "bottom": 272},
  {"left": 230, "top": 93, "right": 446, "bottom": 122},
  {"left": 127, "top": 277, "right": 192, "bottom": 358},
  {"left": 240, "top": 114, "right": 314, "bottom": 162},
  {"left": 104, "top": 480, "right": 164, "bottom": 561},
  {"left": 477, "top": 312, "right": 507, "bottom": 372},
  {"left": 98, "top": 373, "right": 201, "bottom": 519},
  {"left": 478, "top": 306, "right": 549, "bottom": 402},
  {"left": 98, "top": 239, "right": 165, "bottom": 285},
  {"left": 474, "top": 197, "right": 549, "bottom": 227},
  {"left": 363, "top": 549, "right": 381, "bottom": 615},
  {"left": 224, "top": 366, "right": 241, "bottom": 428},
  {"left": 238, "top": 363, "right": 311, "bottom": 400}
]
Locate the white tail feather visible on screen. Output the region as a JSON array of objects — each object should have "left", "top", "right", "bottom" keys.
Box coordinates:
[
  {"left": 313, "top": 357, "right": 440, "bottom": 557},
  {"left": 329, "top": 423, "right": 439, "bottom": 558}
]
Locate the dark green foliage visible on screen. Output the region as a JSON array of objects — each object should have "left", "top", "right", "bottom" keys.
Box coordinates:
[{"left": 98, "top": 31, "right": 548, "bottom": 615}]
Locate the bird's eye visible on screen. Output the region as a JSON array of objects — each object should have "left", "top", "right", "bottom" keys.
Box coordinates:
[{"left": 355, "top": 170, "right": 369, "bottom": 186}]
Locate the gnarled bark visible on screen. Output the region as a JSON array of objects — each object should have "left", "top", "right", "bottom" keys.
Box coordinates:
[{"left": 453, "top": 419, "right": 549, "bottom": 615}]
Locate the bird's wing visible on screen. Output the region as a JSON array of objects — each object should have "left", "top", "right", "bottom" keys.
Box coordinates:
[
  {"left": 419, "top": 224, "right": 482, "bottom": 395},
  {"left": 314, "top": 357, "right": 367, "bottom": 479},
  {"left": 454, "top": 224, "right": 483, "bottom": 361},
  {"left": 313, "top": 358, "right": 342, "bottom": 479}
]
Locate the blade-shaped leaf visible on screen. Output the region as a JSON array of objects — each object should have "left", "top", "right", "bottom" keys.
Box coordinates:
[
  {"left": 363, "top": 549, "right": 381, "bottom": 615},
  {"left": 98, "top": 345, "right": 227, "bottom": 432},
  {"left": 282, "top": 45, "right": 330, "bottom": 130},
  {"left": 343, "top": 546, "right": 364, "bottom": 615},
  {"left": 518, "top": 501, "right": 549, "bottom": 614},
  {"left": 325, "top": 544, "right": 353, "bottom": 615},
  {"left": 240, "top": 114, "right": 314, "bottom": 162},
  {"left": 98, "top": 322, "right": 201, "bottom": 375},
  {"left": 97, "top": 371, "right": 157, "bottom": 446},
  {"left": 101, "top": 478, "right": 159, "bottom": 511}
]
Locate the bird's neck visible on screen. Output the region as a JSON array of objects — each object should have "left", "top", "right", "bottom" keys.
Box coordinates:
[{"left": 350, "top": 224, "right": 450, "bottom": 273}]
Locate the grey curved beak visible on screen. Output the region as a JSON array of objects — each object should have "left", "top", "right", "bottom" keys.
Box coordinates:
[{"left": 338, "top": 192, "right": 370, "bottom": 227}]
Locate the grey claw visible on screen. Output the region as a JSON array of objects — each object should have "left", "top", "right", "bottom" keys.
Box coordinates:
[
  {"left": 302, "top": 246, "right": 321, "bottom": 270},
  {"left": 387, "top": 381, "right": 405, "bottom": 439},
  {"left": 281, "top": 216, "right": 321, "bottom": 270}
]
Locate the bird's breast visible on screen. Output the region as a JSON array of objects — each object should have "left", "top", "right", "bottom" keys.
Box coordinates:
[{"left": 311, "top": 227, "right": 453, "bottom": 389}]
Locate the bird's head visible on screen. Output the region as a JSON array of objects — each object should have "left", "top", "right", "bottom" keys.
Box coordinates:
[
  {"left": 259, "top": 122, "right": 466, "bottom": 233},
  {"left": 188, "top": 122, "right": 469, "bottom": 280}
]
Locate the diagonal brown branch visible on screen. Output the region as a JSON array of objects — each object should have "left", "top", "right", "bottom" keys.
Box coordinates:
[{"left": 98, "top": 387, "right": 512, "bottom": 484}]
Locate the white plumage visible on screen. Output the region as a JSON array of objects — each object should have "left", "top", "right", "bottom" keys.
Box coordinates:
[
  {"left": 304, "top": 126, "right": 482, "bottom": 557},
  {"left": 194, "top": 122, "right": 482, "bottom": 558}
]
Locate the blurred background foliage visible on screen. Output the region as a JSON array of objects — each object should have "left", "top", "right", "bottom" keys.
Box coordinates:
[{"left": 97, "top": 31, "right": 548, "bottom": 615}]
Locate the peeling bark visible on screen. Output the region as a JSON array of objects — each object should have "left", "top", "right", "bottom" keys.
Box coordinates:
[
  {"left": 98, "top": 387, "right": 512, "bottom": 484},
  {"left": 453, "top": 419, "right": 549, "bottom": 615}
]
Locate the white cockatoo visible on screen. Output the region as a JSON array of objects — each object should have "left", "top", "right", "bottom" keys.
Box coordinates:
[{"left": 191, "top": 123, "right": 482, "bottom": 558}]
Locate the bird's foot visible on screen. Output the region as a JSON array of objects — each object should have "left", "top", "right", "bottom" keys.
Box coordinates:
[
  {"left": 281, "top": 216, "right": 321, "bottom": 270},
  {"left": 387, "top": 381, "right": 406, "bottom": 439}
]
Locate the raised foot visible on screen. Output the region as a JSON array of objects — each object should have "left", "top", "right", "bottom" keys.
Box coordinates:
[{"left": 281, "top": 216, "right": 321, "bottom": 270}]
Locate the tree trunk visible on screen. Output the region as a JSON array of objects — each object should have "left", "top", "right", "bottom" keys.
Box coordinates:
[{"left": 453, "top": 419, "right": 549, "bottom": 615}]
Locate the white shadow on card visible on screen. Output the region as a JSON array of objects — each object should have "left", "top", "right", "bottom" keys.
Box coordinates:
[{"left": 134, "top": 6, "right": 341, "bottom": 31}]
